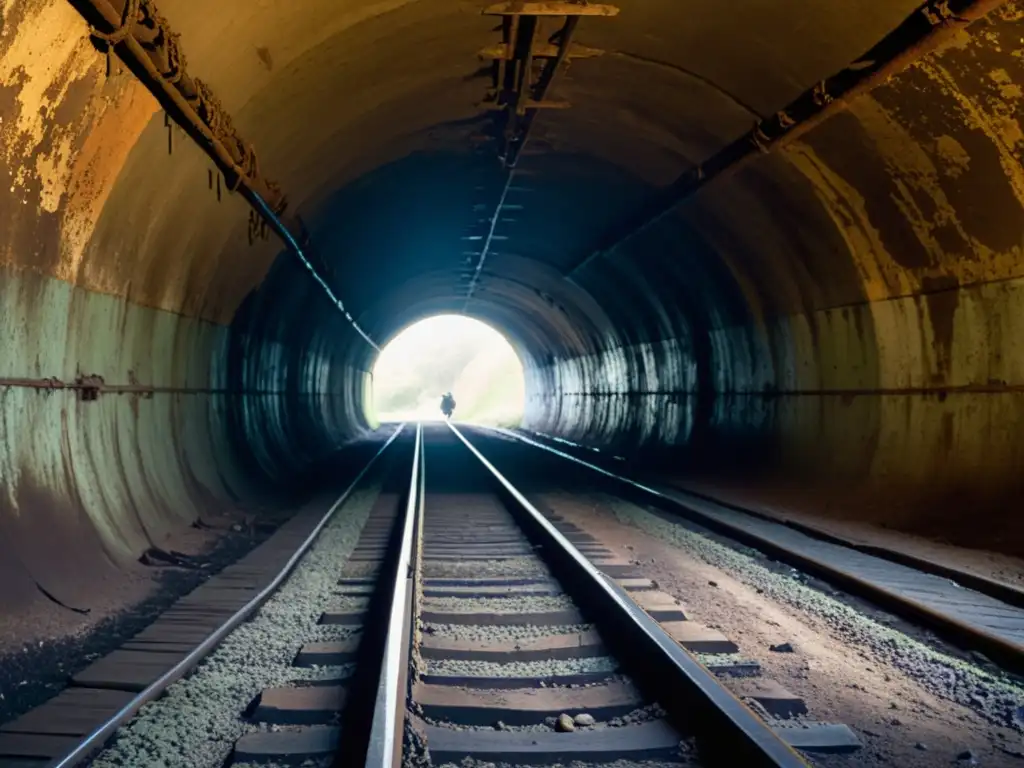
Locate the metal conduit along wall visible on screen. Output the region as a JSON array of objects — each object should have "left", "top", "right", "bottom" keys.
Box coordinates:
[{"left": 1, "top": 0, "right": 1024, "bottom": 623}]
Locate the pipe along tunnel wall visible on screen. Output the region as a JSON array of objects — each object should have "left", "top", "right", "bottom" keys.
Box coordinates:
[{"left": 1, "top": 1, "right": 1024, "bottom": 622}]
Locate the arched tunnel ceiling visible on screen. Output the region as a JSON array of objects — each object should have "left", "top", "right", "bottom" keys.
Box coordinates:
[
  {"left": 2, "top": 0, "right": 1024, "bottom": 610},
  {"left": 58, "top": 0, "right": 954, "bottom": 338}
]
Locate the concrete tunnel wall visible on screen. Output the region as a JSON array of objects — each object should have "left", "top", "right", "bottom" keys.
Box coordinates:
[{"left": 2, "top": 0, "right": 1024, "bottom": 616}]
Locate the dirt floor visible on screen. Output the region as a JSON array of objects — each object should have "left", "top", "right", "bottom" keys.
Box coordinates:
[
  {"left": 537, "top": 490, "right": 1024, "bottom": 768},
  {"left": 0, "top": 505, "right": 284, "bottom": 726},
  {"left": 0, "top": 506, "right": 253, "bottom": 656}
]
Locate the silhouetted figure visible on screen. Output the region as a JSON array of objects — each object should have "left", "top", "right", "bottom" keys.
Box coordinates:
[{"left": 440, "top": 392, "right": 456, "bottom": 420}]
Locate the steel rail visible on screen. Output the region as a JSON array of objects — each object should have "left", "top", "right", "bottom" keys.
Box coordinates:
[
  {"left": 447, "top": 422, "right": 809, "bottom": 768},
  {"left": 363, "top": 423, "right": 423, "bottom": 768},
  {"left": 47, "top": 424, "right": 406, "bottom": 768},
  {"left": 489, "top": 426, "right": 1024, "bottom": 677}
]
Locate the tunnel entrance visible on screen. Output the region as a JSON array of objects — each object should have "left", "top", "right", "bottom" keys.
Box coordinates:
[{"left": 368, "top": 314, "right": 525, "bottom": 426}]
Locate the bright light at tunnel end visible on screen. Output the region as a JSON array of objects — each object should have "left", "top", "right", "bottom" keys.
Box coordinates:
[{"left": 367, "top": 314, "right": 525, "bottom": 427}]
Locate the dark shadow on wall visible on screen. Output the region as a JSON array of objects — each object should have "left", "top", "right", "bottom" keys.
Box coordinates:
[{"left": 225, "top": 248, "right": 370, "bottom": 501}]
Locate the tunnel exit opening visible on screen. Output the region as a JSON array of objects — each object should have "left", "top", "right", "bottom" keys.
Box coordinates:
[{"left": 367, "top": 314, "right": 525, "bottom": 426}]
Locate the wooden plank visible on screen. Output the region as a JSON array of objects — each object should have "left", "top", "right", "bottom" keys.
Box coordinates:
[
  {"left": 617, "top": 578, "right": 657, "bottom": 591},
  {"left": 661, "top": 621, "right": 737, "bottom": 653},
  {"left": 423, "top": 544, "right": 533, "bottom": 552},
  {"left": 0, "top": 689, "right": 134, "bottom": 736},
  {"left": 130, "top": 626, "right": 212, "bottom": 642},
  {"left": 0, "top": 732, "right": 80, "bottom": 760},
  {"left": 0, "top": 757, "right": 49, "bottom": 767},
  {"left": 423, "top": 585, "right": 562, "bottom": 598},
  {"left": 595, "top": 563, "right": 639, "bottom": 578},
  {"left": 424, "top": 554, "right": 533, "bottom": 561},
  {"left": 233, "top": 726, "right": 339, "bottom": 763},
  {"left": 252, "top": 686, "right": 346, "bottom": 725},
  {"left": 730, "top": 679, "right": 808, "bottom": 719},
  {"left": 421, "top": 718, "right": 678, "bottom": 762},
  {"left": 423, "top": 577, "right": 555, "bottom": 587},
  {"left": 319, "top": 608, "right": 365, "bottom": 626},
  {"left": 120, "top": 640, "right": 197, "bottom": 653},
  {"left": 70, "top": 650, "right": 179, "bottom": 692},
  {"left": 415, "top": 679, "right": 641, "bottom": 724},
  {"left": 421, "top": 671, "right": 615, "bottom": 689},
  {"left": 774, "top": 723, "right": 861, "bottom": 753},
  {"left": 294, "top": 638, "right": 361, "bottom": 666},
  {"left": 631, "top": 590, "right": 686, "bottom": 621}
]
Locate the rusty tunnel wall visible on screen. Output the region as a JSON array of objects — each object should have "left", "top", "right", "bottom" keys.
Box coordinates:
[
  {"left": 521, "top": 7, "right": 1024, "bottom": 553},
  {"left": 0, "top": 3, "right": 370, "bottom": 614}
]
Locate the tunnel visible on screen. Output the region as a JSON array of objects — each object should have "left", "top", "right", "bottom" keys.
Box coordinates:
[{"left": 2, "top": 0, "right": 1024, "bottom": 628}]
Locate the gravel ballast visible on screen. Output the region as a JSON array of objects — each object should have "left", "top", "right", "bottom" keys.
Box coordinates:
[
  {"left": 423, "top": 595, "right": 573, "bottom": 613},
  {"left": 600, "top": 493, "right": 1024, "bottom": 731},
  {"left": 424, "top": 557, "right": 551, "bottom": 578},
  {"left": 423, "top": 623, "right": 593, "bottom": 644},
  {"left": 88, "top": 484, "right": 383, "bottom": 768},
  {"left": 425, "top": 655, "right": 618, "bottom": 678}
]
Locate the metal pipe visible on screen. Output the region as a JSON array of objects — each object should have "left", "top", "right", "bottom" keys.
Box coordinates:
[
  {"left": 69, "top": 0, "right": 378, "bottom": 349},
  {"left": 566, "top": 0, "right": 1009, "bottom": 277}
]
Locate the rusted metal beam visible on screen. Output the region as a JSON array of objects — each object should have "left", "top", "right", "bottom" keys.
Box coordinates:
[
  {"left": 564, "top": 0, "right": 1009, "bottom": 277},
  {"left": 467, "top": 5, "right": 616, "bottom": 307},
  {"left": 68, "top": 0, "right": 378, "bottom": 349},
  {"left": 484, "top": 2, "right": 620, "bottom": 16},
  {"left": 72, "top": 0, "right": 287, "bottom": 214},
  {"left": 478, "top": 41, "right": 604, "bottom": 60}
]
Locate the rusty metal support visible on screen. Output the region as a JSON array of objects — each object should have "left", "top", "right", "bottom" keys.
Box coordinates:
[
  {"left": 68, "top": 0, "right": 379, "bottom": 349},
  {"left": 483, "top": 2, "right": 619, "bottom": 17},
  {"left": 480, "top": 3, "right": 616, "bottom": 166},
  {"left": 478, "top": 41, "right": 604, "bottom": 60},
  {"left": 465, "top": 3, "right": 618, "bottom": 307},
  {"left": 564, "top": 0, "right": 1009, "bottom": 278}
]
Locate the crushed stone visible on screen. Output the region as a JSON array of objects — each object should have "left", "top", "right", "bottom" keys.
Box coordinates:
[
  {"left": 87, "top": 485, "right": 383, "bottom": 768},
  {"left": 425, "top": 655, "right": 618, "bottom": 678},
  {"left": 424, "top": 704, "right": 664, "bottom": 733},
  {"left": 423, "top": 595, "right": 574, "bottom": 613},
  {"left": 424, "top": 558, "right": 550, "bottom": 578},
  {"left": 422, "top": 622, "right": 592, "bottom": 644},
  {"left": 601, "top": 494, "right": 1024, "bottom": 731}
]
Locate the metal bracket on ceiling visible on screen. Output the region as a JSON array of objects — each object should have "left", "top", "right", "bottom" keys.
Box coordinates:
[{"left": 478, "top": 1, "right": 620, "bottom": 168}]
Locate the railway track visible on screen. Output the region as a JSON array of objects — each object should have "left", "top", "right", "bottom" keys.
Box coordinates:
[
  {"left": 1, "top": 423, "right": 865, "bottom": 768},
  {"left": 490, "top": 426, "right": 1024, "bottom": 678},
  {"left": 230, "top": 422, "right": 817, "bottom": 767}
]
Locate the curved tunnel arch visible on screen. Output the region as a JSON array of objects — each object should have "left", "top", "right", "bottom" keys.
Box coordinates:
[{"left": 2, "top": 0, "right": 1024, "bottom": 617}]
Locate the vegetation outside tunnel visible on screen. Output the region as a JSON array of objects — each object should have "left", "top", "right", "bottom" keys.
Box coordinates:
[{"left": 368, "top": 315, "right": 525, "bottom": 426}]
